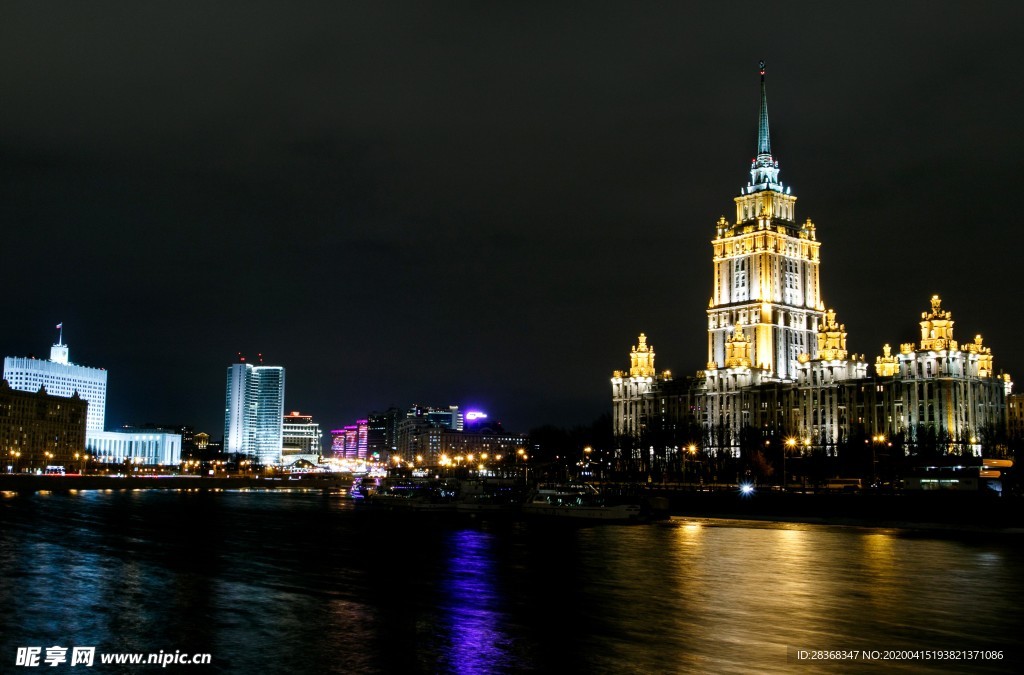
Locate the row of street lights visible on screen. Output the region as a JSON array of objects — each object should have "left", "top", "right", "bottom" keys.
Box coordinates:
[{"left": 6, "top": 449, "right": 92, "bottom": 473}]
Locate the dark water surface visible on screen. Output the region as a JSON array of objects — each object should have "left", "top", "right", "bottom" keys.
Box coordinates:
[{"left": 1, "top": 490, "right": 1021, "bottom": 673}]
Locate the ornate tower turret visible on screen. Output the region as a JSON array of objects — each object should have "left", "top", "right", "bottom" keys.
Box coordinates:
[
  {"left": 875, "top": 344, "right": 899, "bottom": 377},
  {"left": 963, "top": 334, "right": 994, "bottom": 377},
  {"left": 919, "top": 295, "right": 957, "bottom": 351},
  {"left": 629, "top": 333, "right": 656, "bottom": 378},
  {"left": 816, "top": 308, "right": 849, "bottom": 361}
]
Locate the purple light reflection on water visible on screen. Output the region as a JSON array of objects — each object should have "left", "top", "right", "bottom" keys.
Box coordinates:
[{"left": 435, "top": 529, "right": 516, "bottom": 674}]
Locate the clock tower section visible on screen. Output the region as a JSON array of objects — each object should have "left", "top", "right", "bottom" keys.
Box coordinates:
[{"left": 707, "top": 62, "right": 824, "bottom": 380}]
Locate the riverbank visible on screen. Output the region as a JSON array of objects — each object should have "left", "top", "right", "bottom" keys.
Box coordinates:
[
  {"left": 4, "top": 474, "right": 1022, "bottom": 535},
  {"left": 0, "top": 473, "right": 350, "bottom": 493}
]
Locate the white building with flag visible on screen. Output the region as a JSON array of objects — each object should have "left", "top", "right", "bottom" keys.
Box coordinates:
[{"left": 3, "top": 325, "right": 108, "bottom": 433}]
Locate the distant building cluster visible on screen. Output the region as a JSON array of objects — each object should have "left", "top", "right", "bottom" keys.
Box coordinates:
[
  {"left": 330, "top": 405, "right": 527, "bottom": 465},
  {"left": 1, "top": 327, "right": 525, "bottom": 473}
]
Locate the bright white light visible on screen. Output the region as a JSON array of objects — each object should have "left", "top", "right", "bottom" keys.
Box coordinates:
[{"left": 740, "top": 483, "right": 754, "bottom": 495}]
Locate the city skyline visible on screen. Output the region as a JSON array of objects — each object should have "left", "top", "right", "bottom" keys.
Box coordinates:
[{"left": 2, "top": 4, "right": 1023, "bottom": 435}]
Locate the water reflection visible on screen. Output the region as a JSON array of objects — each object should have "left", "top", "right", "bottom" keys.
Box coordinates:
[
  {"left": 1, "top": 494, "right": 1021, "bottom": 674},
  {"left": 433, "top": 529, "right": 513, "bottom": 674}
]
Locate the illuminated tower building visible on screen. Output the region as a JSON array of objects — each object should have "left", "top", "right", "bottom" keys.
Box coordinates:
[
  {"left": 707, "top": 61, "right": 823, "bottom": 380},
  {"left": 3, "top": 326, "right": 108, "bottom": 433},
  {"left": 224, "top": 360, "right": 286, "bottom": 465},
  {"left": 610, "top": 64, "right": 1012, "bottom": 461}
]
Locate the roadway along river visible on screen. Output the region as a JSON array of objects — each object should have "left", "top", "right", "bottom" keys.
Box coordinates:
[{"left": 1, "top": 490, "right": 1021, "bottom": 673}]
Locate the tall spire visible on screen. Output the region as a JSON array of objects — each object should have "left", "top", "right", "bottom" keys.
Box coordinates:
[
  {"left": 746, "top": 59, "right": 782, "bottom": 193},
  {"left": 757, "top": 60, "right": 770, "bottom": 157}
]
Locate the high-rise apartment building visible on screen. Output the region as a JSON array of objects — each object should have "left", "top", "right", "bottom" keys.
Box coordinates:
[
  {"left": 3, "top": 329, "right": 107, "bottom": 433},
  {"left": 224, "top": 361, "right": 286, "bottom": 465}
]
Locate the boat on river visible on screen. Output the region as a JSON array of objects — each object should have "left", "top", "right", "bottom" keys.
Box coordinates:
[
  {"left": 360, "top": 481, "right": 458, "bottom": 511},
  {"left": 521, "top": 484, "right": 644, "bottom": 522}
]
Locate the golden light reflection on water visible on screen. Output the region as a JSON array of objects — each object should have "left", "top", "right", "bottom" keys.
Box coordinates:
[{"left": 593, "top": 518, "right": 1023, "bottom": 674}]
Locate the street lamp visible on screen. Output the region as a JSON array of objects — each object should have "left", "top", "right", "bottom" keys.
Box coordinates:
[
  {"left": 684, "top": 444, "right": 697, "bottom": 487},
  {"left": 517, "top": 448, "right": 528, "bottom": 483},
  {"left": 784, "top": 438, "right": 797, "bottom": 491},
  {"left": 870, "top": 434, "right": 886, "bottom": 487}
]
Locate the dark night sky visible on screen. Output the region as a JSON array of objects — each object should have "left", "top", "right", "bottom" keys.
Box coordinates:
[{"left": 2, "top": 2, "right": 1023, "bottom": 437}]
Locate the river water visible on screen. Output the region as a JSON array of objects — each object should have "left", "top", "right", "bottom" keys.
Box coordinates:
[{"left": 1, "top": 490, "right": 1021, "bottom": 673}]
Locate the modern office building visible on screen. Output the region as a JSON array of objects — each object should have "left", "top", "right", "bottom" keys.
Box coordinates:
[
  {"left": 611, "top": 64, "right": 1013, "bottom": 460},
  {"left": 367, "top": 407, "right": 401, "bottom": 459},
  {"left": 0, "top": 379, "right": 88, "bottom": 471},
  {"left": 3, "top": 330, "right": 107, "bottom": 433},
  {"left": 223, "top": 361, "right": 286, "bottom": 465},
  {"left": 282, "top": 411, "right": 322, "bottom": 463}
]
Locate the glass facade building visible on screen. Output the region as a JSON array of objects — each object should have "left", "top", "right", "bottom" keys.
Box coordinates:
[{"left": 223, "top": 363, "right": 286, "bottom": 465}]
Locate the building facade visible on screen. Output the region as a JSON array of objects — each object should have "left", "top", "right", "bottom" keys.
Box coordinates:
[
  {"left": 282, "top": 411, "right": 322, "bottom": 463},
  {"left": 223, "top": 362, "right": 286, "bottom": 465},
  {"left": 394, "top": 404, "right": 464, "bottom": 458},
  {"left": 0, "top": 380, "right": 88, "bottom": 470},
  {"left": 330, "top": 421, "right": 368, "bottom": 460},
  {"left": 3, "top": 335, "right": 107, "bottom": 433},
  {"left": 367, "top": 407, "right": 401, "bottom": 460},
  {"left": 404, "top": 426, "right": 527, "bottom": 464},
  {"left": 86, "top": 430, "right": 182, "bottom": 466},
  {"left": 611, "top": 64, "right": 1012, "bottom": 460},
  {"left": 1007, "top": 393, "right": 1024, "bottom": 444}
]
